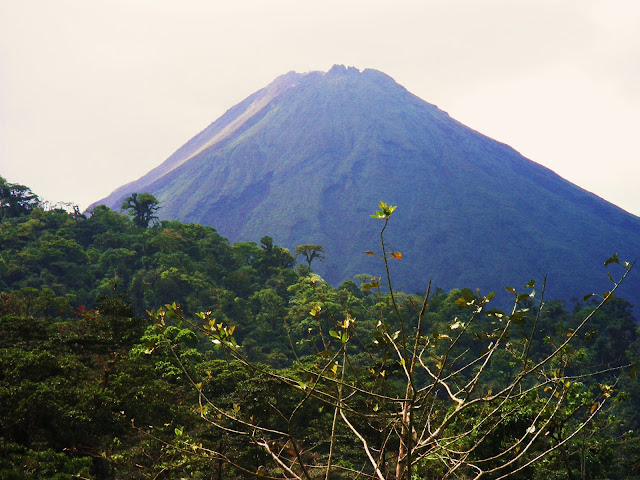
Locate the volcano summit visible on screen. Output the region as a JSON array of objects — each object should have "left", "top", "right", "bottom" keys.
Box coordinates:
[{"left": 93, "top": 65, "right": 640, "bottom": 305}]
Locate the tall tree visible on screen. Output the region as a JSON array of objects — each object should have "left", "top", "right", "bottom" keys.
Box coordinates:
[
  {"left": 120, "top": 192, "right": 160, "bottom": 228},
  {"left": 294, "top": 244, "right": 325, "bottom": 267}
]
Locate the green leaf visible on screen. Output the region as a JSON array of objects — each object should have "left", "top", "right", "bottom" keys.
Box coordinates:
[
  {"left": 329, "top": 330, "right": 340, "bottom": 339},
  {"left": 371, "top": 201, "right": 396, "bottom": 219},
  {"left": 455, "top": 297, "right": 469, "bottom": 307},
  {"left": 583, "top": 293, "right": 595, "bottom": 301},
  {"left": 604, "top": 253, "right": 620, "bottom": 266},
  {"left": 505, "top": 286, "right": 517, "bottom": 296},
  {"left": 510, "top": 312, "right": 526, "bottom": 326},
  {"left": 486, "top": 292, "right": 495, "bottom": 301},
  {"left": 487, "top": 309, "right": 505, "bottom": 319},
  {"left": 460, "top": 288, "right": 474, "bottom": 302}
]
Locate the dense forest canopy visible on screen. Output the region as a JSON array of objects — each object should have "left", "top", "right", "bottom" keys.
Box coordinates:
[{"left": 1, "top": 180, "right": 639, "bottom": 479}]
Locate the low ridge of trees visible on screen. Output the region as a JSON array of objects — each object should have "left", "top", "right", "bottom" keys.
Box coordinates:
[{"left": 1, "top": 188, "right": 639, "bottom": 479}]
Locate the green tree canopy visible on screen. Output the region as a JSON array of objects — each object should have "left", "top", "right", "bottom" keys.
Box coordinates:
[
  {"left": 0, "top": 176, "right": 40, "bottom": 219},
  {"left": 294, "top": 244, "right": 325, "bottom": 267},
  {"left": 120, "top": 192, "right": 160, "bottom": 228}
]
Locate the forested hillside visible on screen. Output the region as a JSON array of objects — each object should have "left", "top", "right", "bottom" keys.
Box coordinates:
[{"left": 2, "top": 178, "right": 640, "bottom": 479}]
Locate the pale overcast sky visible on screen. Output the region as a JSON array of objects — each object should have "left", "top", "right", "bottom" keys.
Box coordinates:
[{"left": 1, "top": 0, "right": 639, "bottom": 215}]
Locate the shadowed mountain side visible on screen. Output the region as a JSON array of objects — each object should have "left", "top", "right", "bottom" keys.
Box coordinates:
[{"left": 92, "top": 65, "right": 640, "bottom": 307}]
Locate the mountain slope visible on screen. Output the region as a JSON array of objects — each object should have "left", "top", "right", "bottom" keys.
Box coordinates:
[{"left": 93, "top": 65, "right": 640, "bottom": 306}]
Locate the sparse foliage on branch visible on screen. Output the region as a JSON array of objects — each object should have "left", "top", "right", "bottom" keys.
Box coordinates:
[{"left": 144, "top": 201, "right": 635, "bottom": 480}]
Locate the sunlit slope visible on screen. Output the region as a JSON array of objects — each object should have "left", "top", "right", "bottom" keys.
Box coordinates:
[{"left": 93, "top": 65, "right": 640, "bottom": 305}]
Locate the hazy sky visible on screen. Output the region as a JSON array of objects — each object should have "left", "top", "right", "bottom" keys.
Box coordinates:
[{"left": 1, "top": 0, "right": 639, "bottom": 215}]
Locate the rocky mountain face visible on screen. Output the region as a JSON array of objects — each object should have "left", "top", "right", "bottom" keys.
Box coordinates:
[{"left": 93, "top": 65, "right": 640, "bottom": 307}]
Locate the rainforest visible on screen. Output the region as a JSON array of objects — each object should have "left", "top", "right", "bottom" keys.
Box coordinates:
[{"left": 1, "top": 178, "right": 639, "bottom": 479}]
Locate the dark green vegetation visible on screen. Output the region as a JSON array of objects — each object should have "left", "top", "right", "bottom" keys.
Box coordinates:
[
  {"left": 120, "top": 193, "right": 160, "bottom": 228},
  {"left": 1, "top": 182, "right": 640, "bottom": 478},
  {"left": 92, "top": 65, "right": 640, "bottom": 308}
]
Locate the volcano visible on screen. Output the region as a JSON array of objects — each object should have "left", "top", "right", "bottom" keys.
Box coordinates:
[{"left": 92, "top": 65, "right": 640, "bottom": 306}]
